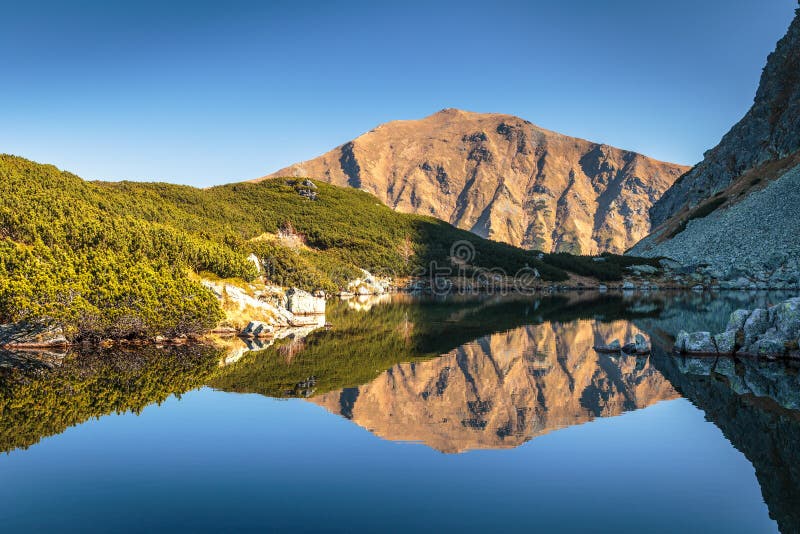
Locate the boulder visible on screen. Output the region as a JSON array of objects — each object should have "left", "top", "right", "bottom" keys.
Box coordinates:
[
  {"left": 348, "top": 270, "right": 391, "bottom": 295},
  {"left": 0, "top": 322, "right": 68, "bottom": 348},
  {"left": 726, "top": 309, "right": 751, "bottom": 332},
  {"left": 286, "top": 288, "right": 325, "bottom": 315},
  {"left": 743, "top": 308, "right": 771, "bottom": 346},
  {"left": 714, "top": 330, "right": 737, "bottom": 355},
  {"left": 748, "top": 328, "right": 787, "bottom": 357},
  {"left": 772, "top": 297, "right": 800, "bottom": 339},
  {"left": 241, "top": 321, "right": 274, "bottom": 337},
  {"left": 675, "top": 331, "right": 690, "bottom": 352},
  {"left": 622, "top": 281, "right": 636, "bottom": 290},
  {"left": 675, "top": 331, "right": 716, "bottom": 353}
]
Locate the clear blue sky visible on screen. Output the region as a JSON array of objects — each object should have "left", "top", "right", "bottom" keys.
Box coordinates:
[{"left": 1, "top": 0, "right": 797, "bottom": 187}]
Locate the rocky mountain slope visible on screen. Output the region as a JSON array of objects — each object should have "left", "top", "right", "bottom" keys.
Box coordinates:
[
  {"left": 631, "top": 6, "right": 800, "bottom": 282},
  {"left": 310, "top": 320, "right": 677, "bottom": 453},
  {"left": 261, "top": 110, "right": 688, "bottom": 254}
]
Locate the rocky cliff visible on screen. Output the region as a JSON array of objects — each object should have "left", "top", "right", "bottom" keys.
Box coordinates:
[
  {"left": 261, "top": 110, "right": 688, "bottom": 254},
  {"left": 310, "top": 320, "right": 677, "bottom": 453},
  {"left": 649, "top": 5, "right": 800, "bottom": 227},
  {"left": 631, "top": 6, "right": 800, "bottom": 282}
]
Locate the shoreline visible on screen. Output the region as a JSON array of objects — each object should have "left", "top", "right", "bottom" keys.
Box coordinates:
[{"left": 3, "top": 287, "right": 800, "bottom": 352}]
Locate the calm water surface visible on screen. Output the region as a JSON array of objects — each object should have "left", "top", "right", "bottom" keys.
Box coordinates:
[{"left": 1, "top": 291, "right": 799, "bottom": 533}]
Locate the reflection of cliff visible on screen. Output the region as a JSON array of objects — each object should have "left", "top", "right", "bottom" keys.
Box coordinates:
[
  {"left": 648, "top": 346, "right": 800, "bottom": 534},
  {"left": 310, "top": 320, "right": 678, "bottom": 453}
]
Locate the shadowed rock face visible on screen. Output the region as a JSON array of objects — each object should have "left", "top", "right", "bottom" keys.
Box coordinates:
[
  {"left": 309, "top": 320, "right": 678, "bottom": 453},
  {"left": 260, "top": 109, "right": 687, "bottom": 254}
]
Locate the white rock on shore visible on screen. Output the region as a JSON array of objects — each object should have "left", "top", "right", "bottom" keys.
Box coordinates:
[{"left": 286, "top": 288, "right": 326, "bottom": 315}]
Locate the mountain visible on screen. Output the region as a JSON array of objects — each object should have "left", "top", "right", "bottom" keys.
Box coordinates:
[
  {"left": 631, "top": 6, "right": 800, "bottom": 281},
  {"left": 310, "top": 320, "right": 677, "bottom": 453},
  {"left": 260, "top": 109, "right": 689, "bottom": 254}
]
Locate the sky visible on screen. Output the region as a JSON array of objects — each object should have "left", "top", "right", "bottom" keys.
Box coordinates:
[{"left": 1, "top": 0, "right": 797, "bottom": 187}]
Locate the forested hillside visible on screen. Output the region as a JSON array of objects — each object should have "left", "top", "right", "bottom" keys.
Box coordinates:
[{"left": 0, "top": 155, "right": 655, "bottom": 341}]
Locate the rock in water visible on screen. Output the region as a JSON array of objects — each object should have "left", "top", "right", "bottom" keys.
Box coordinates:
[
  {"left": 241, "top": 321, "right": 274, "bottom": 338},
  {"left": 772, "top": 297, "right": 800, "bottom": 339},
  {"left": 714, "top": 330, "right": 738, "bottom": 355},
  {"left": 749, "top": 328, "right": 787, "bottom": 358},
  {"left": 673, "top": 297, "right": 800, "bottom": 359},
  {"left": 675, "top": 331, "right": 716, "bottom": 354},
  {"left": 727, "top": 309, "right": 751, "bottom": 332},
  {"left": 743, "top": 308, "right": 771, "bottom": 346},
  {"left": 286, "top": 288, "right": 326, "bottom": 315}
]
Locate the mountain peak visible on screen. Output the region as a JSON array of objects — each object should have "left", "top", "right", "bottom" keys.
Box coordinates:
[{"left": 260, "top": 111, "right": 689, "bottom": 254}]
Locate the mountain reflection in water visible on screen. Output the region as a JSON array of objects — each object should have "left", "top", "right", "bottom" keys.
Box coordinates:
[{"left": 311, "top": 320, "right": 677, "bottom": 453}]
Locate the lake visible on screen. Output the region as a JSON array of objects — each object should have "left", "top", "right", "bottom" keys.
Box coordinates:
[{"left": 1, "top": 291, "right": 799, "bottom": 533}]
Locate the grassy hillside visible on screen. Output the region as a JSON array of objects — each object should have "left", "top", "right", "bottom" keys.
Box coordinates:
[{"left": 0, "top": 155, "right": 654, "bottom": 340}]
